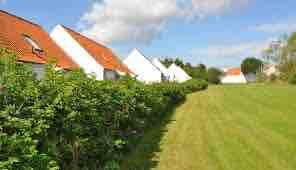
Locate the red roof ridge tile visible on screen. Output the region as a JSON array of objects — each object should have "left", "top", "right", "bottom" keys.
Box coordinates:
[{"left": 61, "top": 25, "right": 110, "bottom": 50}]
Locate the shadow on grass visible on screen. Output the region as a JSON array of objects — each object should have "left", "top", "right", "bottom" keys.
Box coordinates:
[{"left": 120, "top": 104, "right": 181, "bottom": 170}]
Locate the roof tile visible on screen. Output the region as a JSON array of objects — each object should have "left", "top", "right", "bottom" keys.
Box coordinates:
[
  {"left": 0, "top": 10, "right": 78, "bottom": 69},
  {"left": 62, "top": 26, "right": 132, "bottom": 74},
  {"left": 226, "top": 67, "right": 242, "bottom": 76}
]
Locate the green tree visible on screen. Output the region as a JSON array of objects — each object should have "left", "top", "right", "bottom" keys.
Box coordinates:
[
  {"left": 161, "top": 58, "right": 174, "bottom": 68},
  {"left": 192, "top": 64, "right": 208, "bottom": 80},
  {"left": 241, "top": 57, "right": 263, "bottom": 74},
  {"left": 207, "top": 67, "right": 223, "bottom": 84}
]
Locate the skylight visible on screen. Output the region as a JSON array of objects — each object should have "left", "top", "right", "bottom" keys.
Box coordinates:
[{"left": 23, "top": 34, "right": 43, "bottom": 51}]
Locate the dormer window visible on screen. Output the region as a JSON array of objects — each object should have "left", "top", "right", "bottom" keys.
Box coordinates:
[{"left": 23, "top": 34, "right": 43, "bottom": 52}]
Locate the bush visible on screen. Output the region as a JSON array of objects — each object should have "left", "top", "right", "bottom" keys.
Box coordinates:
[
  {"left": 0, "top": 49, "right": 207, "bottom": 169},
  {"left": 269, "top": 74, "right": 277, "bottom": 82},
  {"left": 256, "top": 72, "right": 268, "bottom": 83},
  {"left": 208, "top": 68, "right": 223, "bottom": 84},
  {"left": 289, "top": 72, "right": 296, "bottom": 84}
]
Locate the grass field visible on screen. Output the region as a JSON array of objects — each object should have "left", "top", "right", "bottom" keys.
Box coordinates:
[{"left": 122, "top": 85, "right": 296, "bottom": 170}]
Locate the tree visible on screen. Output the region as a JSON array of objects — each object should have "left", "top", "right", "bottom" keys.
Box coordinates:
[
  {"left": 161, "top": 58, "right": 174, "bottom": 68},
  {"left": 174, "top": 58, "right": 184, "bottom": 68},
  {"left": 161, "top": 58, "right": 208, "bottom": 81},
  {"left": 207, "top": 67, "right": 223, "bottom": 84},
  {"left": 241, "top": 57, "right": 263, "bottom": 74},
  {"left": 193, "top": 64, "right": 208, "bottom": 80}
]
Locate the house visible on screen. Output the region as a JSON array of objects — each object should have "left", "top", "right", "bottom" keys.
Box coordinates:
[
  {"left": 123, "top": 49, "right": 162, "bottom": 83},
  {"left": 221, "top": 67, "right": 247, "bottom": 84},
  {"left": 152, "top": 58, "right": 170, "bottom": 81},
  {"left": 167, "top": 63, "right": 192, "bottom": 83},
  {"left": 0, "top": 10, "right": 77, "bottom": 79},
  {"left": 50, "top": 25, "right": 132, "bottom": 80}
]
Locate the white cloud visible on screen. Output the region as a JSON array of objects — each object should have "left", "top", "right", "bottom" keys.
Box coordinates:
[
  {"left": 78, "top": 0, "right": 249, "bottom": 44},
  {"left": 78, "top": 0, "right": 179, "bottom": 44},
  {"left": 250, "top": 21, "right": 296, "bottom": 34},
  {"left": 189, "top": 0, "right": 249, "bottom": 18},
  {"left": 191, "top": 39, "right": 273, "bottom": 59}
]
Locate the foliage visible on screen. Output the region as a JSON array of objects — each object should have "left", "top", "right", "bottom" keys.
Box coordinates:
[
  {"left": 161, "top": 58, "right": 184, "bottom": 68},
  {"left": 161, "top": 58, "right": 208, "bottom": 81},
  {"left": 269, "top": 74, "right": 278, "bottom": 82},
  {"left": 263, "top": 33, "right": 296, "bottom": 81},
  {"left": 289, "top": 72, "right": 296, "bottom": 84},
  {"left": 207, "top": 67, "right": 223, "bottom": 84},
  {"left": 241, "top": 57, "right": 263, "bottom": 74},
  {"left": 256, "top": 72, "right": 268, "bottom": 83},
  {"left": 0, "top": 49, "right": 208, "bottom": 169}
]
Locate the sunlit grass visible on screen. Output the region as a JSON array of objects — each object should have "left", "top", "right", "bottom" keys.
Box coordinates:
[{"left": 122, "top": 84, "right": 296, "bottom": 170}]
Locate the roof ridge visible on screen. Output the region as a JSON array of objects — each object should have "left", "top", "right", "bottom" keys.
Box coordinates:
[
  {"left": 60, "top": 25, "right": 131, "bottom": 73},
  {"left": 0, "top": 10, "right": 42, "bottom": 28},
  {"left": 132, "top": 49, "right": 162, "bottom": 73},
  {"left": 61, "top": 25, "right": 111, "bottom": 50}
]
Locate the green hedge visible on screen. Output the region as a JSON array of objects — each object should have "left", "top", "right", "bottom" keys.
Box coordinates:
[{"left": 0, "top": 49, "right": 207, "bottom": 169}]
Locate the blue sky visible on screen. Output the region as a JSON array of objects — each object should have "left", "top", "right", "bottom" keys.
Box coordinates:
[{"left": 1, "top": 0, "right": 296, "bottom": 68}]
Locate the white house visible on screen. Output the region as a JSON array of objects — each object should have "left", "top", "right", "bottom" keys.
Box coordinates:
[
  {"left": 167, "top": 64, "right": 192, "bottom": 83},
  {"left": 152, "top": 58, "right": 170, "bottom": 81},
  {"left": 124, "top": 49, "right": 162, "bottom": 83},
  {"left": 50, "top": 25, "right": 132, "bottom": 80},
  {"left": 221, "top": 67, "right": 247, "bottom": 84}
]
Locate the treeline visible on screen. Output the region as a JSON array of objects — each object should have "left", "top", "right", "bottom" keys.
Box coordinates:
[
  {"left": 161, "top": 58, "right": 223, "bottom": 84},
  {"left": 0, "top": 49, "right": 207, "bottom": 170}
]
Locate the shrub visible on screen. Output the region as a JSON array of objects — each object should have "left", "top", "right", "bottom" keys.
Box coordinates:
[
  {"left": 256, "top": 72, "right": 268, "bottom": 83},
  {"left": 269, "top": 74, "right": 277, "bottom": 82},
  {"left": 208, "top": 68, "right": 223, "bottom": 84},
  {"left": 182, "top": 79, "right": 208, "bottom": 93},
  {"left": 0, "top": 49, "right": 207, "bottom": 169},
  {"left": 289, "top": 72, "right": 296, "bottom": 84}
]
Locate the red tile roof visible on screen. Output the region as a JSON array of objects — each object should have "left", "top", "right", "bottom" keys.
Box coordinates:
[
  {"left": 226, "top": 67, "right": 242, "bottom": 76},
  {"left": 62, "top": 26, "right": 132, "bottom": 75},
  {"left": 0, "top": 10, "right": 78, "bottom": 69}
]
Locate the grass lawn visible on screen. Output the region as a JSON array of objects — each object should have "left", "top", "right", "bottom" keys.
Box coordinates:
[{"left": 121, "top": 85, "right": 296, "bottom": 170}]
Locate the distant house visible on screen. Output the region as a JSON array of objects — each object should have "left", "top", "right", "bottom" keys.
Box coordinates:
[
  {"left": 152, "top": 58, "right": 170, "bottom": 81},
  {"left": 0, "top": 10, "right": 77, "bottom": 79},
  {"left": 124, "top": 49, "right": 162, "bottom": 83},
  {"left": 167, "top": 64, "right": 192, "bottom": 83},
  {"left": 221, "top": 67, "right": 247, "bottom": 84},
  {"left": 50, "top": 25, "right": 132, "bottom": 80}
]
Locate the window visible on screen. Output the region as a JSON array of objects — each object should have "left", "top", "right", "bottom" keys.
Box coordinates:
[
  {"left": 104, "top": 69, "right": 119, "bottom": 80},
  {"left": 23, "top": 34, "right": 43, "bottom": 52}
]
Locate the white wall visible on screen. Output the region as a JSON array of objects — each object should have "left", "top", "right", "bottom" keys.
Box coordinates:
[
  {"left": 168, "top": 64, "right": 191, "bottom": 83},
  {"left": 245, "top": 73, "right": 257, "bottom": 83},
  {"left": 221, "top": 75, "right": 247, "bottom": 84},
  {"left": 124, "top": 49, "right": 162, "bottom": 83},
  {"left": 152, "top": 58, "right": 170, "bottom": 80},
  {"left": 50, "top": 25, "right": 104, "bottom": 80}
]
